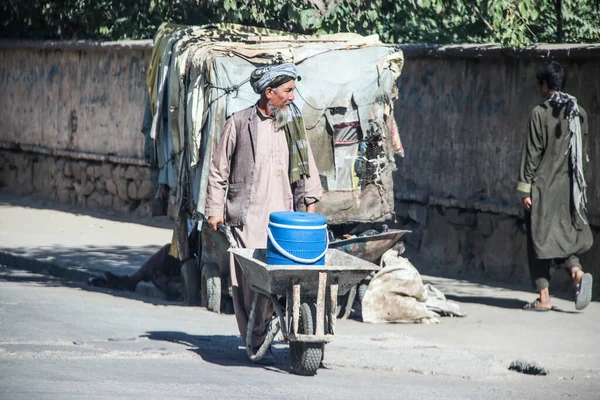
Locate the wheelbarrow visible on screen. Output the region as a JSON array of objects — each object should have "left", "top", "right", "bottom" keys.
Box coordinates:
[
  {"left": 229, "top": 247, "right": 380, "bottom": 376},
  {"left": 196, "top": 223, "right": 406, "bottom": 315}
]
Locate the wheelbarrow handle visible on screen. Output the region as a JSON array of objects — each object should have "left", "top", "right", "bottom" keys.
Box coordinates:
[{"left": 216, "top": 222, "right": 238, "bottom": 249}]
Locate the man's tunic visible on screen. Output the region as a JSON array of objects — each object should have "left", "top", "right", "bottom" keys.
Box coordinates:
[
  {"left": 205, "top": 107, "right": 322, "bottom": 347},
  {"left": 518, "top": 97, "right": 593, "bottom": 259}
]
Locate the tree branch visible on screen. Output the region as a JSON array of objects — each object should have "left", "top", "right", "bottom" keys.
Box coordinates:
[
  {"left": 472, "top": 1, "right": 494, "bottom": 32},
  {"left": 555, "top": 0, "right": 563, "bottom": 42}
]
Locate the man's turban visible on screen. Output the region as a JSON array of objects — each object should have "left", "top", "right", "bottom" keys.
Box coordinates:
[{"left": 250, "top": 63, "right": 298, "bottom": 94}]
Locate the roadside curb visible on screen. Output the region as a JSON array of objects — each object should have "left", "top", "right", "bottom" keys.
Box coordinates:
[
  {"left": 0, "top": 249, "right": 173, "bottom": 303},
  {"left": 0, "top": 249, "right": 97, "bottom": 283}
]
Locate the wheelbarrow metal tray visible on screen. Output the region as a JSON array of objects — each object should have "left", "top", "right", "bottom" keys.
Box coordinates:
[
  {"left": 328, "top": 229, "right": 410, "bottom": 264},
  {"left": 229, "top": 248, "right": 379, "bottom": 297}
]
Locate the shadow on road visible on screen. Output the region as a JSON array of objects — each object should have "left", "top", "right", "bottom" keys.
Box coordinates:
[
  {"left": 142, "top": 331, "right": 291, "bottom": 374},
  {"left": 444, "top": 294, "right": 526, "bottom": 309},
  {"left": 3, "top": 244, "right": 162, "bottom": 276},
  {"left": 0, "top": 265, "right": 187, "bottom": 307}
]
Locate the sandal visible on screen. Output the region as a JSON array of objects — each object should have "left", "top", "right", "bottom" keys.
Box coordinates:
[
  {"left": 523, "top": 299, "right": 551, "bottom": 312},
  {"left": 575, "top": 273, "right": 593, "bottom": 311}
]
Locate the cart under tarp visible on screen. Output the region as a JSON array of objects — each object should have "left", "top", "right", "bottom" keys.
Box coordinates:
[{"left": 146, "top": 23, "right": 404, "bottom": 229}]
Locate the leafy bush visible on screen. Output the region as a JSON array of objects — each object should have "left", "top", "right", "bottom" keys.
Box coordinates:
[{"left": 1, "top": 0, "right": 598, "bottom": 47}]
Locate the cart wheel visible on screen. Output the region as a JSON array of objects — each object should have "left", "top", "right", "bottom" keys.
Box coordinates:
[
  {"left": 200, "top": 262, "right": 221, "bottom": 313},
  {"left": 290, "top": 303, "right": 323, "bottom": 376},
  {"left": 336, "top": 285, "right": 357, "bottom": 319}
]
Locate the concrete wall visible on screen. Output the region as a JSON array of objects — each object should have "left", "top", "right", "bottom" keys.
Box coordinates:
[
  {"left": 0, "top": 40, "right": 152, "bottom": 162},
  {"left": 394, "top": 44, "right": 600, "bottom": 222},
  {"left": 393, "top": 44, "right": 600, "bottom": 294}
]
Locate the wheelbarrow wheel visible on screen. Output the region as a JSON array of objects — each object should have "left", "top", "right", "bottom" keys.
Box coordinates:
[
  {"left": 200, "top": 262, "right": 221, "bottom": 313},
  {"left": 181, "top": 258, "right": 200, "bottom": 306},
  {"left": 290, "top": 303, "right": 323, "bottom": 376}
]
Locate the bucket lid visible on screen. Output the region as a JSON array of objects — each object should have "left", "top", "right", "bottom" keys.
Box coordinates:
[{"left": 269, "top": 211, "right": 327, "bottom": 226}]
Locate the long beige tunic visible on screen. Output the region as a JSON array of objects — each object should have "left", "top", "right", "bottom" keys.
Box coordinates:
[{"left": 206, "top": 108, "right": 322, "bottom": 347}]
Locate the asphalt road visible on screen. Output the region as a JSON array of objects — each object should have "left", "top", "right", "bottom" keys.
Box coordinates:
[{"left": 1, "top": 266, "right": 598, "bottom": 400}]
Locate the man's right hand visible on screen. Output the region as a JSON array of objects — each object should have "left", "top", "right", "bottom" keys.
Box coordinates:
[
  {"left": 522, "top": 197, "right": 532, "bottom": 211},
  {"left": 208, "top": 216, "right": 224, "bottom": 231}
]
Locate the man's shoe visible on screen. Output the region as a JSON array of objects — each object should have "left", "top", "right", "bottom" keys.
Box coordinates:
[{"left": 575, "top": 273, "right": 593, "bottom": 310}]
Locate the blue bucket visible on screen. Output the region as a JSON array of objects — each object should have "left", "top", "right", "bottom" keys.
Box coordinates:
[{"left": 266, "top": 212, "right": 328, "bottom": 266}]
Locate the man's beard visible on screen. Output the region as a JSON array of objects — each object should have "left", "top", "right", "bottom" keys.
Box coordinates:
[{"left": 267, "top": 101, "right": 290, "bottom": 130}]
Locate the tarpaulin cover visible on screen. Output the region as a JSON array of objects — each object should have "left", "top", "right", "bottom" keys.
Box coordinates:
[{"left": 146, "top": 23, "right": 404, "bottom": 224}]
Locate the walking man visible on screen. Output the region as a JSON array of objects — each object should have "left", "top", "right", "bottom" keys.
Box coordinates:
[
  {"left": 518, "top": 61, "right": 593, "bottom": 311},
  {"left": 205, "top": 63, "right": 323, "bottom": 363}
]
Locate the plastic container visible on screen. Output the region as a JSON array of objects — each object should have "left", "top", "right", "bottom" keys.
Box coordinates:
[{"left": 266, "top": 211, "right": 328, "bottom": 265}]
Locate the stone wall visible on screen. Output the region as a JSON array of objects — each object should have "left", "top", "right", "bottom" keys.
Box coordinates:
[
  {"left": 0, "top": 150, "right": 153, "bottom": 216},
  {"left": 396, "top": 201, "right": 600, "bottom": 295},
  {"left": 2, "top": 40, "right": 599, "bottom": 293}
]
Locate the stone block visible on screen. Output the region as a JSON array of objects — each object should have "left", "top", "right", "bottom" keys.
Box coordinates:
[
  {"left": 56, "top": 189, "right": 71, "bottom": 204},
  {"left": 112, "top": 165, "right": 125, "bottom": 181},
  {"left": 445, "top": 207, "right": 476, "bottom": 227},
  {"left": 94, "top": 179, "right": 106, "bottom": 193},
  {"left": 56, "top": 159, "right": 66, "bottom": 171},
  {"left": 476, "top": 211, "right": 496, "bottom": 237},
  {"left": 64, "top": 162, "right": 73, "bottom": 177},
  {"left": 127, "top": 181, "right": 138, "bottom": 199},
  {"left": 106, "top": 179, "right": 118, "bottom": 196},
  {"left": 76, "top": 192, "right": 86, "bottom": 207},
  {"left": 71, "top": 162, "right": 82, "bottom": 182},
  {"left": 134, "top": 202, "right": 152, "bottom": 217},
  {"left": 13, "top": 154, "right": 31, "bottom": 170},
  {"left": 57, "top": 177, "right": 75, "bottom": 190},
  {"left": 125, "top": 165, "right": 138, "bottom": 180},
  {"left": 17, "top": 164, "right": 32, "bottom": 186},
  {"left": 101, "top": 163, "right": 113, "bottom": 179},
  {"left": 68, "top": 190, "right": 77, "bottom": 204},
  {"left": 3, "top": 168, "right": 17, "bottom": 187},
  {"left": 74, "top": 181, "right": 95, "bottom": 197},
  {"left": 420, "top": 209, "right": 463, "bottom": 268},
  {"left": 86, "top": 165, "right": 101, "bottom": 179},
  {"left": 102, "top": 194, "right": 113, "bottom": 209},
  {"left": 138, "top": 167, "right": 151, "bottom": 181},
  {"left": 408, "top": 203, "right": 428, "bottom": 225},
  {"left": 116, "top": 179, "right": 129, "bottom": 201},
  {"left": 87, "top": 192, "right": 104, "bottom": 209},
  {"left": 112, "top": 196, "right": 129, "bottom": 212},
  {"left": 137, "top": 179, "right": 152, "bottom": 200}
]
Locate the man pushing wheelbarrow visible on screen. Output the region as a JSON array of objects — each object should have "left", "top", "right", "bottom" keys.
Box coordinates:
[{"left": 204, "top": 63, "right": 323, "bottom": 366}]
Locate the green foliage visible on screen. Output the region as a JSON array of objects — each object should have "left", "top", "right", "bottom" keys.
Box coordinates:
[{"left": 1, "top": 0, "right": 599, "bottom": 47}]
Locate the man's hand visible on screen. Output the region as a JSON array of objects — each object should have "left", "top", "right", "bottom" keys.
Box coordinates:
[
  {"left": 522, "top": 197, "right": 532, "bottom": 211},
  {"left": 208, "top": 216, "right": 224, "bottom": 231},
  {"left": 306, "top": 203, "right": 317, "bottom": 213}
]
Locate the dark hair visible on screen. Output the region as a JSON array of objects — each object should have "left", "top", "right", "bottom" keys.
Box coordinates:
[{"left": 536, "top": 61, "right": 566, "bottom": 91}]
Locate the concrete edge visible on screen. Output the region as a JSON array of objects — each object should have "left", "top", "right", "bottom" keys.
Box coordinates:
[
  {"left": 0, "top": 249, "right": 179, "bottom": 303},
  {"left": 0, "top": 249, "right": 99, "bottom": 283}
]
